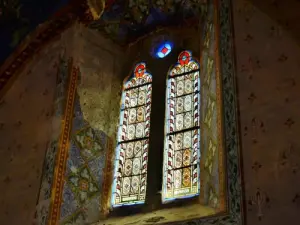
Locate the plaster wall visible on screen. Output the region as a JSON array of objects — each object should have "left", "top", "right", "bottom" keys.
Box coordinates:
[
  {"left": 0, "top": 27, "right": 74, "bottom": 225},
  {"left": 233, "top": 0, "right": 300, "bottom": 224},
  {"left": 58, "top": 25, "right": 125, "bottom": 224}
]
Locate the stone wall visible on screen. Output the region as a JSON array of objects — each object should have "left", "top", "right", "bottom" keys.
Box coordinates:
[
  {"left": 199, "top": 2, "right": 224, "bottom": 211},
  {"left": 233, "top": 0, "right": 300, "bottom": 224},
  {"left": 74, "top": 24, "right": 124, "bottom": 143},
  {"left": 58, "top": 25, "right": 125, "bottom": 224}
]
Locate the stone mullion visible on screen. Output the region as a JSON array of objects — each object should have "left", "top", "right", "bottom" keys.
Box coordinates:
[{"left": 213, "top": 0, "right": 226, "bottom": 213}]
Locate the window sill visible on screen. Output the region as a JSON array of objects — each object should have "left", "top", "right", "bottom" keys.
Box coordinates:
[{"left": 94, "top": 203, "right": 218, "bottom": 225}]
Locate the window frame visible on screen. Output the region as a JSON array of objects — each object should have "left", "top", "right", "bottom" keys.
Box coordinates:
[
  {"left": 45, "top": 0, "right": 243, "bottom": 224},
  {"left": 102, "top": 0, "right": 243, "bottom": 224},
  {"left": 162, "top": 51, "right": 201, "bottom": 203},
  {"left": 110, "top": 62, "right": 153, "bottom": 208},
  {"left": 108, "top": 59, "right": 202, "bottom": 217}
]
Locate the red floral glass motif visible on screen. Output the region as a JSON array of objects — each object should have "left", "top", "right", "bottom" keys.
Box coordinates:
[
  {"left": 134, "top": 63, "right": 146, "bottom": 78},
  {"left": 178, "top": 50, "right": 191, "bottom": 66}
]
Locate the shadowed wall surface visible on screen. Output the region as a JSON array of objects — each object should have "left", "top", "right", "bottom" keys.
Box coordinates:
[
  {"left": 0, "top": 38, "right": 66, "bottom": 225},
  {"left": 57, "top": 26, "right": 125, "bottom": 225},
  {"left": 233, "top": 0, "right": 300, "bottom": 224}
]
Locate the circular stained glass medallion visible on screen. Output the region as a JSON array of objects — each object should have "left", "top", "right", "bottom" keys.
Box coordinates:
[{"left": 156, "top": 42, "right": 173, "bottom": 58}]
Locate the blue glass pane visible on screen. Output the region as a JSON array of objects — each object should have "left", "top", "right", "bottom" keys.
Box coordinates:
[{"left": 156, "top": 42, "right": 173, "bottom": 58}]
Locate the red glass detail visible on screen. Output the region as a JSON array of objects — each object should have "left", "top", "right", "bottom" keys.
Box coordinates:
[
  {"left": 134, "top": 63, "right": 146, "bottom": 78},
  {"left": 161, "top": 47, "right": 169, "bottom": 54},
  {"left": 178, "top": 51, "right": 191, "bottom": 66}
]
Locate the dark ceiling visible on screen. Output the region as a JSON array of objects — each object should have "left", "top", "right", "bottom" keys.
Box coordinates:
[
  {"left": 0, "top": 0, "right": 299, "bottom": 65},
  {"left": 247, "top": 0, "right": 300, "bottom": 46},
  {"left": 88, "top": 0, "right": 207, "bottom": 45},
  {"left": 0, "top": 0, "right": 70, "bottom": 63},
  {"left": 0, "top": 0, "right": 207, "bottom": 64}
]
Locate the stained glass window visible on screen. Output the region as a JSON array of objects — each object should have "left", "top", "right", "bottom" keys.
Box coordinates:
[
  {"left": 111, "top": 62, "right": 152, "bottom": 207},
  {"left": 156, "top": 42, "right": 173, "bottom": 58},
  {"left": 162, "top": 50, "right": 201, "bottom": 202}
]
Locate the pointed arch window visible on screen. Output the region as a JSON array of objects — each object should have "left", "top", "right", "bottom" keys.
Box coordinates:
[
  {"left": 163, "top": 51, "right": 201, "bottom": 202},
  {"left": 111, "top": 63, "right": 152, "bottom": 207}
]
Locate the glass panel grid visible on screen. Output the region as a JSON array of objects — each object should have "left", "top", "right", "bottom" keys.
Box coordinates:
[
  {"left": 163, "top": 51, "right": 201, "bottom": 202},
  {"left": 112, "top": 63, "right": 152, "bottom": 207}
]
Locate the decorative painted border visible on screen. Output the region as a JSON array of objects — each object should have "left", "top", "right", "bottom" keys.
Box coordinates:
[
  {"left": 101, "top": 137, "right": 114, "bottom": 217},
  {"left": 164, "top": 0, "right": 243, "bottom": 224},
  {"left": 48, "top": 60, "right": 79, "bottom": 225}
]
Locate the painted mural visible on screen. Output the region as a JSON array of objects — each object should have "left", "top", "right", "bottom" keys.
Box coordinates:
[
  {"left": 54, "top": 27, "right": 124, "bottom": 224},
  {"left": 35, "top": 54, "right": 70, "bottom": 225},
  {"left": 59, "top": 93, "right": 110, "bottom": 224}
]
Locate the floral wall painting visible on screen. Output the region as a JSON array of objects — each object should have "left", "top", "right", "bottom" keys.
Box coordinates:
[
  {"left": 34, "top": 54, "right": 70, "bottom": 225},
  {"left": 59, "top": 95, "right": 111, "bottom": 225}
]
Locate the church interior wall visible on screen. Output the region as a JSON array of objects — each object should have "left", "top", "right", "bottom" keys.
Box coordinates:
[{"left": 1, "top": 0, "right": 300, "bottom": 225}]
